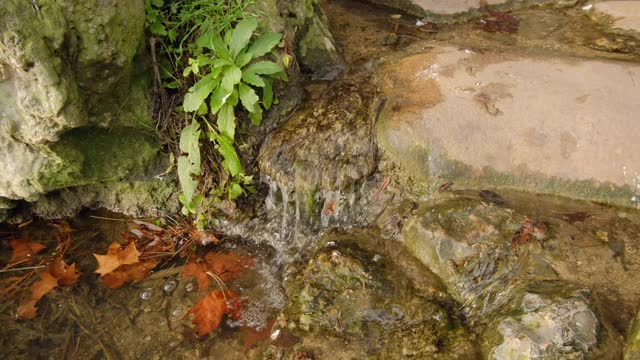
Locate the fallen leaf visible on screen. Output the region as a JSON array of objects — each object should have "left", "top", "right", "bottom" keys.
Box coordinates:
[
  {"left": 16, "top": 271, "right": 58, "bottom": 319},
  {"left": 479, "top": 189, "right": 506, "bottom": 205},
  {"left": 480, "top": 10, "right": 520, "bottom": 34},
  {"left": 205, "top": 252, "right": 255, "bottom": 282},
  {"left": 561, "top": 211, "right": 592, "bottom": 224},
  {"left": 190, "top": 290, "right": 243, "bottom": 337},
  {"left": 241, "top": 319, "right": 275, "bottom": 349},
  {"left": 189, "top": 229, "right": 219, "bottom": 246},
  {"left": 512, "top": 219, "right": 546, "bottom": 246},
  {"left": 9, "top": 238, "right": 47, "bottom": 265},
  {"left": 183, "top": 261, "right": 211, "bottom": 292},
  {"left": 94, "top": 242, "right": 141, "bottom": 275},
  {"left": 101, "top": 260, "right": 159, "bottom": 289},
  {"left": 48, "top": 257, "right": 80, "bottom": 286}
]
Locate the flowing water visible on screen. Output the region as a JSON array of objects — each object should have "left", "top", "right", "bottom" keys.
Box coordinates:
[{"left": 2, "top": 1, "right": 640, "bottom": 359}]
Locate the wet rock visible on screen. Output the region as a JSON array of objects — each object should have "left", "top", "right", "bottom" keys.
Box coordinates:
[
  {"left": 282, "top": 238, "right": 479, "bottom": 358},
  {"left": 487, "top": 283, "right": 599, "bottom": 359},
  {"left": 402, "top": 198, "right": 622, "bottom": 358},
  {"left": 297, "top": 2, "right": 345, "bottom": 80},
  {"left": 259, "top": 78, "right": 379, "bottom": 192},
  {"left": 377, "top": 46, "right": 640, "bottom": 208},
  {"left": 594, "top": 1, "right": 640, "bottom": 34}
]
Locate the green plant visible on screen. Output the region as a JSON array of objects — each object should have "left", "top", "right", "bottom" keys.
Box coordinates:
[{"left": 176, "top": 18, "right": 287, "bottom": 215}]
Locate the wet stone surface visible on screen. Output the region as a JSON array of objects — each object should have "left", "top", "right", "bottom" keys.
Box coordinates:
[{"left": 258, "top": 77, "right": 380, "bottom": 193}]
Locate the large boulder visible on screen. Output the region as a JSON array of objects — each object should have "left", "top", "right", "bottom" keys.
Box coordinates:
[
  {"left": 0, "top": 0, "right": 161, "bottom": 207},
  {"left": 259, "top": 77, "right": 379, "bottom": 193},
  {"left": 377, "top": 46, "right": 640, "bottom": 208}
]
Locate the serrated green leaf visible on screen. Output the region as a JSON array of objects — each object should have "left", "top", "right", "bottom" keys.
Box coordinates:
[
  {"left": 238, "top": 82, "right": 259, "bottom": 113},
  {"left": 229, "top": 18, "right": 258, "bottom": 60},
  {"left": 245, "top": 61, "right": 284, "bottom": 75},
  {"left": 235, "top": 52, "right": 253, "bottom": 68},
  {"left": 151, "top": 0, "right": 164, "bottom": 7},
  {"left": 178, "top": 157, "right": 198, "bottom": 204},
  {"left": 209, "top": 85, "right": 232, "bottom": 114},
  {"left": 263, "top": 78, "right": 274, "bottom": 110},
  {"left": 247, "top": 32, "right": 282, "bottom": 59},
  {"left": 242, "top": 70, "right": 265, "bottom": 87},
  {"left": 270, "top": 71, "right": 289, "bottom": 82},
  {"left": 222, "top": 66, "right": 242, "bottom": 91},
  {"left": 211, "top": 34, "right": 230, "bottom": 60},
  {"left": 217, "top": 103, "right": 236, "bottom": 140},
  {"left": 183, "top": 75, "right": 218, "bottom": 112},
  {"left": 212, "top": 133, "right": 243, "bottom": 177}
]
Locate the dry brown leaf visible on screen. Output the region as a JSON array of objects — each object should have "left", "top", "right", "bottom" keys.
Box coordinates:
[
  {"left": 190, "top": 290, "right": 243, "bottom": 337},
  {"left": 204, "top": 252, "right": 255, "bottom": 282},
  {"left": 16, "top": 271, "right": 58, "bottom": 319},
  {"left": 101, "top": 260, "right": 159, "bottom": 289},
  {"left": 9, "top": 238, "right": 47, "bottom": 265},
  {"left": 94, "top": 242, "right": 141, "bottom": 275},
  {"left": 241, "top": 319, "right": 275, "bottom": 349}
]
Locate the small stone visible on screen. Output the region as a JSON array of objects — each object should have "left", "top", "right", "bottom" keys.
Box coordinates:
[
  {"left": 140, "top": 288, "right": 153, "bottom": 300},
  {"left": 162, "top": 279, "right": 177, "bottom": 293}
]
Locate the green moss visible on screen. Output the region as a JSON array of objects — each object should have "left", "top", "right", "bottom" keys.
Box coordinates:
[
  {"left": 625, "top": 311, "right": 640, "bottom": 359},
  {"left": 40, "top": 127, "right": 159, "bottom": 191}
]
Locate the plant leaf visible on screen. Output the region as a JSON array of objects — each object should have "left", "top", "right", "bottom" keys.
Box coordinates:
[
  {"left": 217, "top": 103, "right": 236, "bottom": 141},
  {"left": 245, "top": 60, "right": 284, "bottom": 75},
  {"left": 241, "top": 70, "right": 265, "bottom": 87},
  {"left": 248, "top": 105, "right": 263, "bottom": 126},
  {"left": 210, "top": 34, "right": 231, "bottom": 60},
  {"left": 9, "top": 238, "right": 46, "bottom": 265},
  {"left": 209, "top": 85, "right": 232, "bottom": 115},
  {"left": 212, "top": 133, "right": 243, "bottom": 177},
  {"left": 235, "top": 52, "right": 253, "bottom": 68},
  {"left": 221, "top": 66, "right": 242, "bottom": 92},
  {"left": 183, "top": 75, "right": 218, "bottom": 113},
  {"left": 178, "top": 157, "right": 199, "bottom": 204},
  {"left": 94, "top": 242, "right": 142, "bottom": 276},
  {"left": 179, "top": 121, "right": 201, "bottom": 175},
  {"left": 263, "top": 78, "right": 274, "bottom": 110},
  {"left": 247, "top": 32, "right": 282, "bottom": 59},
  {"left": 238, "top": 82, "right": 259, "bottom": 113},
  {"left": 229, "top": 18, "right": 258, "bottom": 60}
]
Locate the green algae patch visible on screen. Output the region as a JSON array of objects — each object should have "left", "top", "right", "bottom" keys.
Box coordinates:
[{"left": 41, "top": 127, "right": 159, "bottom": 191}]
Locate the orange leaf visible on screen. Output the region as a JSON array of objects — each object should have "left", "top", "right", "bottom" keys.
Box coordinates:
[
  {"left": 94, "top": 242, "right": 141, "bottom": 276},
  {"left": 241, "top": 319, "right": 275, "bottom": 349},
  {"left": 48, "top": 257, "right": 80, "bottom": 286},
  {"left": 183, "top": 261, "right": 211, "bottom": 292},
  {"left": 190, "top": 290, "right": 244, "bottom": 337},
  {"left": 204, "top": 252, "right": 255, "bottom": 281},
  {"left": 16, "top": 271, "right": 58, "bottom": 320},
  {"left": 9, "top": 238, "right": 46, "bottom": 265},
  {"left": 101, "top": 260, "right": 159, "bottom": 289}
]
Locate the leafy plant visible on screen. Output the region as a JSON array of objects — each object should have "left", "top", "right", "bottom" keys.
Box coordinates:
[{"left": 176, "top": 18, "right": 287, "bottom": 215}]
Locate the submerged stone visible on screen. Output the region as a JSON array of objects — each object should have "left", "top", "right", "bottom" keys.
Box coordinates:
[
  {"left": 377, "top": 46, "right": 640, "bottom": 208},
  {"left": 281, "top": 237, "right": 479, "bottom": 358},
  {"left": 259, "top": 78, "right": 379, "bottom": 192},
  {"left": 594, "top": 1, "right": 640, "bottom": 34}
]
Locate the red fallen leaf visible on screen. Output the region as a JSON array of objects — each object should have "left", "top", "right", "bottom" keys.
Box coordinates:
[
  {"left": 183, "top": 261, "right": 211, "bottom": 292},
  {"left": 204, "top": 252, "right": 255, "bottom": 282},
  {"left": 189, "top": 229, "right": 219, "bottom": 246},
  {"left": 101, "top": 260, "right": 160, "bottom": 289},
  {"left": 190, "top": 290, "right": 243, "bottom": 337},
  {"left": 241, "top": 319, "right": 276, "bottom": 349},
  {"left": 512, "top": 219, "right": 546, "bottom": 246},
  {"left": 9, "top": 238, "right": 47, "bottom": 265},
  {"left": 48, "top": 256, "right": 80, "bottom": 286},
  {"left": 94, "top": 242, "right": 141, "bottom": 276},
  {"left": 16, "top": 271, "right": 58, "bottom": 319}
]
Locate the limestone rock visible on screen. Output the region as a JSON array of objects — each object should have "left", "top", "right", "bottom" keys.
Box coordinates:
[
  {"left": 377, "top": 46, "right": 640, "bottom": 207},
  {"left": 259, "top": 78, "right": 379, "bottom": 192},
  {"left": 594, "top": 1, "right": 640, "bottom": 34},
  {"left": 0, "top": 0, "right": 159, "bottom": 204}
]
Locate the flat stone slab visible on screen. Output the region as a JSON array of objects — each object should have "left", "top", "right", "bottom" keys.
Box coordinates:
[
  {"left": 595, "top": 1, "right": 640, "bottom": 33},
  {"left": 377, "top": 46, "right": 640, "bottom": 207}
]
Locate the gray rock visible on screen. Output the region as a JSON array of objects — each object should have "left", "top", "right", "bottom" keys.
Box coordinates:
[
  {"left": 377, "top": 46, "right": 640, "bottom": 208},
  {"left": 259, "top": 78, "right": 379, "bottom": 192},
  {"left": 297, "top": 3, "right": 345, "bottom": 80}
]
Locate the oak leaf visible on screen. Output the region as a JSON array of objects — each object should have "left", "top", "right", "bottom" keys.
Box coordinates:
[
  {"left": 48, "top": 257, "right": 80, "bottom": 286},
  {"left": 204, "top": 252, "right": 255, "bottom": 281},
  {"left": 16, "top": 271, "right": 58, "bottom": 319},
  {"left": 9, "top": 238, "right": 46, "bottom": 265},
  {"left": 183, "top": 261, "right": 211, "bottom": 292},
  {"left": 94, "top": 242, "right": 141, "bottom": 275},
  {"left": 190, "top": 290, "right": 243, "bottom": 337},
  {"left": 101, "top": 260, "right": 160, "bottom": 289}
]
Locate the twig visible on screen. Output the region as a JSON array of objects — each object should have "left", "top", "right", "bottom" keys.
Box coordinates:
[{"left": 0, "top": 265, "right": 45, "bottom": 273}]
